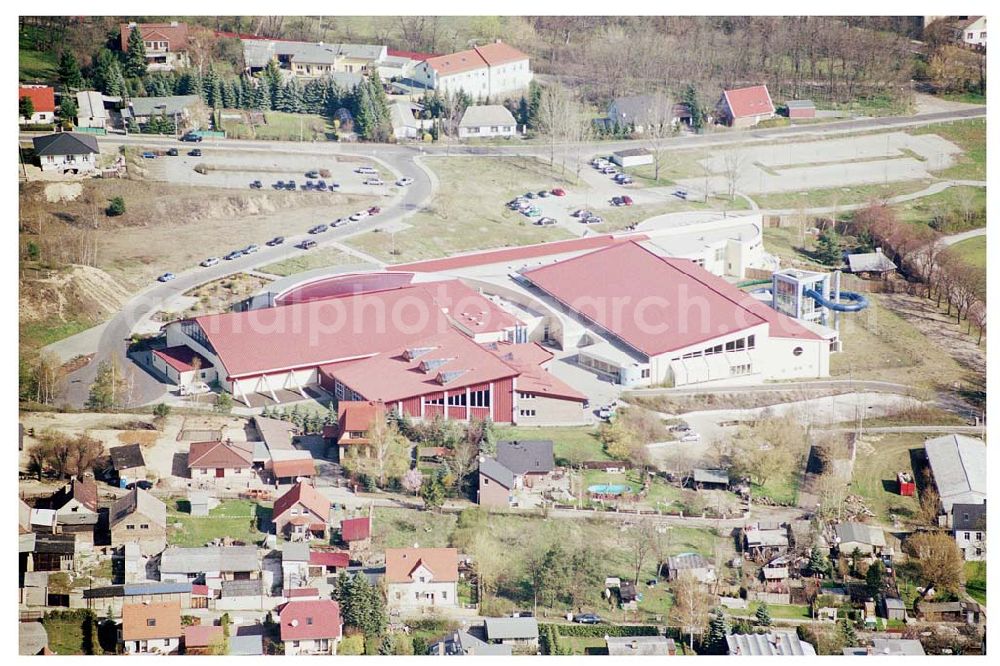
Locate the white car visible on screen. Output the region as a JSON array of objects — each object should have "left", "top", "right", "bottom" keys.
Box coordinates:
[
  {"left": 396, "top": 177, "right": 414, "bottom": 186},
  {"left": 332, "top": 218, "right": 350, "bottom": 227},
  {"left": 355, "top": 166, "right": 377, "bottom": 175},
  {"left": 243, "top": 244, "right": 259, "bottom": 254},
  {"left": 200, "top": 257, "right": 220, "bottom": 267},
  {"left": 679, "top": 431, "right": 701, "bottom": 442},
  {"left": 349, "top": 210, "right": 370, "bottom": 221},
  {"left": 363, "top": 178, "right": 384, "bottom": 186},
  {"left": 179, "top": 381, "right": 211, "bottom": 396}
]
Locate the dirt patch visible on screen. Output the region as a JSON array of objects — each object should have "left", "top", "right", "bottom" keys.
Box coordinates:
[
  {"left": 880, "top": 292, "right": 985, "bottom": 381},
  {"left": 117, "top": 430, "right": 159, "bottom": 447},
  {"left": 20, "top": 264, "right": 131, "bottom": 325},
  {"left": 154, "top": 273, "right": 271, "bottom": 322},
  {"left": 44, "top": 182, "right": 83, "bottom": 203}
]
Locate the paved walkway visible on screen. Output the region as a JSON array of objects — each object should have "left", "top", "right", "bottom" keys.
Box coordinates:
[
  {"left": 941, "top": 226, "right": 987, "bottom": 246},
  {"left": 758, "top": 179, "right": 986, "bottom": 217}
]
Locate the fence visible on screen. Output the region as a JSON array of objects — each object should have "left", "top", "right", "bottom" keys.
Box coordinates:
[{"left": 746, "top": 590, "right": 792, "bottom": 605}]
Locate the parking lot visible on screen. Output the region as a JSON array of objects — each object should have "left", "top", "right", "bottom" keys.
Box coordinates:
[{"left": 138, "top": 146, "right": 400, "bottom": 198}]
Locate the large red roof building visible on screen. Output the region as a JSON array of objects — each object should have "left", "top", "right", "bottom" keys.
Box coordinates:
[
  {"left": 717, "top": 84, "right": 775, "bottom": 128},
  {"left": 412, "top": 40, "right": 532, "bottom": 100}
]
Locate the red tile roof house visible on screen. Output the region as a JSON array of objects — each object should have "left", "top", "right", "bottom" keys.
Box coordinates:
[
  {"left": 182, "top": 624, "right": 225, "bottom": 654},
  {"left": 267, "top": 450, "right": 317, "bottom": 485},
  {"left": 331, "top": 400, "right": 386, "bottom": 458},
  {"left": 48, "top": 477, "right": 99, "bottom": 544},
  {"left": 308, "top": 549, "right": 350, "bottom": 576},
  {"left": 119, "top": 22, "right": 190, "bottom": 71},
  {"left": 187, "top": 440, "right": 255, "bottom": 486},
  {"left": 150, "top": 346, "right": 215, "bottom": 388},
  {"left": 18, "top": 85, "right": 55, "bottom": 124},
  {"left": 520, "top": 240, "right": 829, "bottom": 388},
  {"left": 412, "top": 40, "right": 532, "bottom": 101},
  {"left": 120, "top": 601, "right": 183, "bottom": 655},
  {"left": 716, "top": 84, "right": 776, "bottom": 129},
  {"left": 385, "top": 547, "right": 459, "bottom": 611},
  {"left": 273, "top": 481, "right": 331, "bottom": 542},
  {"left": 277, "top": 599, "right": 343, "bottom": 655}
]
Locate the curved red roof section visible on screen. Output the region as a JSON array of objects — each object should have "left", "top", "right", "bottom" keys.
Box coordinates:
[{"left": 275, "top": 272, "right": 414, "bottom": 306}]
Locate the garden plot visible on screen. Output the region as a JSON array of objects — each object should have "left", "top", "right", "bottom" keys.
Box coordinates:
[{"left": 680, "top": 132, "right": 963, "bottom": 195}]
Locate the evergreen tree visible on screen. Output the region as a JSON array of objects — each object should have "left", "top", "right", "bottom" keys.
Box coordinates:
[
  {"left": 706, "top": 609, "right": 730, "bottom": 654},
  {"left": 755, "top": 602, "right": 772, "bottom": 626},
  {"left": 105, "top": 60, "right": 127, "bottom": 97},
  {"left": 263, "top": 61, "right": 283, "bottom": 109},
  {"left": 807, "top": 545, "right": 830, "bottom": 578},
  {"left": 516, "top": 94, "right": 530, "bottom": 128},
  {"left": 86, "top": 359, "right": 125, "bottom": 411},
  {"left": 19, "top": 96, "right": 35, "bottom": 121},
  {"left": 526, "top": 80, "right": 542, "bottom": 129},
  {"left": 815, "top": 228, "right": 844, "bottom": 266},
  {"left": 866, "top": 560, "right": 886, "bottom": 597},
  {"left": 254, "top": 77, "right": 271, "bottom": 110},
  {"left": 352, "top": 79, "right": 374, "bottom": 138},
  {"left": 840, "top": 619, "right": 857, "bottom": 646},
  {"left": 203, "top": 64, "right": 219, "bottom": 107},
  {"left": 60, "top": 96, "right": 78, "bottom": 124},
  {"left": 420, "top": 477, "right": 445, "bottom": 511},
  {"left": 683, "top": 83, "right": 705, "bottom": 131},
  {"left": 58, "top": 50, "right": 83, "bottom": 90},
  {"left": 303, "top": 78, "right": 327, "bottom": 114},
  {"left": 91, "top": 48, "right": 118, "bottom": 94},
  {"left": 124, "top": 26, "right": 148, "bottom": 78},
  {"left": 220, "top": 78, "right": 234, "bottom": 109},
  {"left": 335, "top": 573, "right": 388, "bottom": 640}
]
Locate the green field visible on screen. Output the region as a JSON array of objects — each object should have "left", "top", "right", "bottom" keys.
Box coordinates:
[
  {"left": 950, "top": 235, "right": 986, "bottom": 272},
  {"left": 41, "top": 612, "right": 109, "bottom": 655},
  {"left": 345, "top": 157, "right": 577, "bottom": 263},
  {"left": 892, "top": 185, "right": 985, "bottom": 231},
  {"left": 19, "top": 28, "right": 58, "bottom": 82},
  {"left": 912, "top": 119, "right": 986, "bottom": 181},
  {"left": 493, "top": 425, "right": 608, "bottom": 465},
  {"left": 965, "top": 561, "right": 986, "bottom": 605},
  {"left": 20, "top": 319, "right": 92, "bottom": 349},
  {"left": 166, "top": 499, "right": 267, "bottom": 547},
  {"left": 848, "top": 433, "right": 923, "bottom": 526},
  {"left": 258, "top": 247, "right": 360, "bottom": 276},
  {"left": 222, "top": 110, "right": 333, "bottom": 141}
]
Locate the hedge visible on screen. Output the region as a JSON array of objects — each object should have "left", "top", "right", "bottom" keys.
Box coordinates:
[{"left": 542, "top": 623, "right": 660, "bottom": 638}]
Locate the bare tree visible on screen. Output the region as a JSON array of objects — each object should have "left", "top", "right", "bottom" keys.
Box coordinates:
[
  {"left": 721, "top": 149, "right": 746, "bottom": 201},
  {"left": 670, "top": 574, "right": 713, "bottom": 650},
  {"left": 628, "top": 520, "right": 658, "bottom": 584},
  {"left": 641, "top": 91, "right": 675, "bottom": 182},
  {"left": 534, "top": 83, "right": 574, "bottom": 168}
]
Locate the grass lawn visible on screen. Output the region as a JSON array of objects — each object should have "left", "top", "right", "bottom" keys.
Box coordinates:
[
  {"left": 223, "top": 110, "right": 334, "bottom": 141},
  {"left": 372, "top": 507, "right": 458, "bottom": 550},
  {"left": 558, "top": 635, "right": 609, "bottom": 655},
  {"left": 258, "top": 247, "right": 359, "bottom": 276},
  {"left": 42, "top": 614, "right": 106, "bottom": 655},
  {"left": 19, "top": 28, "right": 58, "bottom": 82},
  {"left": 830, "top": 295, "right": 970, "bottom": 390},
  {"left": 892, "top": 185, "right": 985, "bottom": 230},
  {"left": 753, "top": 180, "right": 934, "bottom": 210},
  {"left": 761, "top": 226, "right": 831, "bottom": 268},
  {"left": 167, "top": 499, "right": 266, "bottom": 547},
  {"left": 950, "top": 236, "right": 986, "bottom": 272},
  {"left": 849, "top": 433, "right": 923, "bottom": 526},
  {"left": 494, "top": 425, "right": 607, "bottom": 465},
  {"left": 20, "top": 318, "right": 92, "bottom": 349},
  {"left": 594, "top": 196, "right": 751, "bottom": 232},
  {"left": 751, "top": 474, "right": 799, "bottom": 505},
  {"left": 912, "top": 119, "right": 986, "bottom": 181},
  {"left": 344, "top": 156, "right": 577, "bottom": 263},
  {"left": 728, "top": 601, "right": 812, "bottom": 620},
  {"left": 965, "top": 561, "right": 986, "bottom": 605}
]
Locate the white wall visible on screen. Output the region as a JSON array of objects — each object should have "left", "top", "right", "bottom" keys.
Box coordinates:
[
  {"left": 387, "top": 581, "right": 458, "bottom": 610},
  {"left": 284, "top": 636, "right": 341, "bottom": 656},
  {"left": 458, "top": 124, "right": 516, "bottom": 139},
  {"left": 38, "top": 153, "right": 97, "bottom": 173}
]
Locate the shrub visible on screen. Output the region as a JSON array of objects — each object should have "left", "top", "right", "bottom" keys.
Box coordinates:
[
  {"left": 544, "top": 623, "right": 659, "bottom": 638},
  {"left": 338, "top": 634, "right": 364, "bottom": 655},
  {"left": 106, "top": 197, "right": 126, "bottom": 216}
]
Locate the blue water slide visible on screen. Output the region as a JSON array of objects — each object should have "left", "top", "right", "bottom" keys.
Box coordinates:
[{"left": 804, "top": 288, "right": 869, "bottom": 312}]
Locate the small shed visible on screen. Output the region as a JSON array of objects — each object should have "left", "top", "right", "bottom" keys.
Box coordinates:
[
  {"left": 881, "top": 596, "right": 906, "bottom": 622},
  {"left": 785, "top": 99, "right": 816, "bottom": 119},
  {"left": 188, "top": 491, "right": 210, "bottom": 517},
  {"left": 693, "top": 468, "right": 729, "bottom": 490},
  {"left": 610, "top": 148, "right": 653, "bottom": 168},
  {"left": 847, "top": 248, "right": 897, "bottom": 279},
  {"left": 666, "top": 552, "right": 716, "bottom": 583}
]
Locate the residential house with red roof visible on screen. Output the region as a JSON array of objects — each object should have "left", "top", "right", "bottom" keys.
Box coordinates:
[
  {"left": 277, "top": 599, "right": 343, "bottom": 655},
  {"left": 182, "top": 624, "right": 224, "bottom": 654},
  {"left": 120, "top": 600, "right": 183, "bottom": 654},
  {"left": 717, "top": 84, "right": 775, "bottom": 128},
  {"left": 273, "top": 482, "right": 331, "bottom": 541},
  {"left": 385, "top": 547, "right": 459, "bottom": 611},
  {"left": 119, "top": 22, "right": 190, "bottom": 71},
  {"left": 18, "top": 85, "right": 55, "bottom": 125},
  {"left": 48, "top": 477, "right": 99, "bottom": 545},
  {"left": 520, "top": 240, "right": 829, "bottom": 388},
  {"left": 339, "top": 516, "right": 372, "bottom": 560},
  {"left": 412, "top": 40, "right": 532, "bottom": 100},
  {"left": 187, "top": 440, "right": 255, "bottom": 485},
  {"left": 330, "top": 400, "right": 386, "bottom": 457}
]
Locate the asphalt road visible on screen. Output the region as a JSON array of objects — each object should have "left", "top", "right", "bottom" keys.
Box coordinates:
[{"left": 36, "top": 103, "right": 984, "bottom": 408}]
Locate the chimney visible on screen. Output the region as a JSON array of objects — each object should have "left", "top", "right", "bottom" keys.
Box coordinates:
[{"left": 875, "top": 247, "right": 883, "bottom": 255}]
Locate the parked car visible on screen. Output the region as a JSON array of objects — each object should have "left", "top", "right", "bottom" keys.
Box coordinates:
[
  {"left": 243, "top": 244, "right": 260, "bottom": 254},
  {"left": 305, "top": 170, "right": 320, "bottom": 178},
  {"left": 303, "top": 181, "right": 315, "bottom": 190},
  {"left": 266, "top": 236, "right": 285, "bottom": 246},
  {"left": 157, "top": 272, "right": 176, "bottom": 282},
  {"left": 285, "top": 180, "right": 297, "bottom": 191},
  {"left": 315, "top": 180, "right": 328, "bottom": 191},
  {"left": 180, "top": 133, "right": 203, "bottom": 142},
  {"left": 328, "top": 182, "right": 340, "bottom": 189},
  {"left": 126, "top": 480, "right": 154, "bottom": 491},
  {"left": 572, "top": 209, "right": 592, "bottom": 219},
  {"left": 679, "top": 431, "right": 701, "bottom": 442},
  {"left": 142, "top": 152, "right": 157, "bottom": 159},
  {"left": 581, "top": 215, "right": 603, "bottom": 224},
  {"left": 535, "top": 217, "right": 557, "bottom": 226},
  {"left": 537, "top": 190, "right": 551, "bottom": 198},
  {"left": 224, "top": 250, "right": 243, "bottom": 260},
  {"left": 670, "top": 423, "right": 691, "bottom": 433},
  {"left": 551, "top": 188, "right": 566, "bottom": 196},
  {"left": 363, "top": 178, "right": 384, "bottom": 186},
  {"left": 612, "top": 195, "right": 634, "bottom": 206},
  {"left": 601, "top": 166, "right": 617, "bottom": 174},
  {"left": 574, "top": 614, "right": 603, "bottom": 624},
  {"left": 523, "top": 207, "right": 542, "bottom": 217},
  {"left": 200, "top": 257, "right": 220, "bottom": 267},
  {"left": 332, "top": 218, "right": 350, "bottom": 227},
  {"left": 188, "top": 148, "right": 202, "bottom": 157},
  {"left": 273, "top": 180, "right": 285, "bottom": 189},
  {"left": 250, "top": 180, "right": 263, "bottom": 189},
  {"left": 166, "top": 148, "right": 179, "bottom": 156},
  {"left": 525, "top": 191, "right": 537, "bottom": 199},
  {"left": 617, "top": 176, "right": 634, "bottom": 185},
  {"left": 180, "top": 381, "right": 211, "bottom": 396},
  {"left": 674, "top": 188, "right": 688, "bottom": 199},
  {"left": 396, "top": 177, "right": 414, "bottom": 186},
  {"left": 349, "top": 211, "right": 369, "bottom": 221},
  {"left": 309, "top": 224, "right": 329, "bottom": 234},
  {"left": 367, "top": 206, "right": 381, "bottom": 215},
  {"left": 355, "top": 166, "right": 377, "bottom": 175},
  {"left": 298, "top": 239, "right": 317, "bottom": 249}
]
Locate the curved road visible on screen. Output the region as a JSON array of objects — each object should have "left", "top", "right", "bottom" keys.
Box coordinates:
[{"left": 35, "top": 103, "right": 984, "bottom": 408}]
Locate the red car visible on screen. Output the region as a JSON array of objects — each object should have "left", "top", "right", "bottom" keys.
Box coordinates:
[
  {"left": 551, "top": 188, "right": 566, "bottom": 196},
  {"left": 367, "top": 206, "right": 381, "bottom": 215}
]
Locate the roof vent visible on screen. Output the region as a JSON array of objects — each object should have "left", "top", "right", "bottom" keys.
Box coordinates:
[
  {"left": 420, "top": 358, "right": 453, "bottom": 373},
  {"left": 405, "top": 346, "right": 437, "bottom": 361},
  {"left": 437, "top": 370, "right": 467, "bottom": 385}
]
